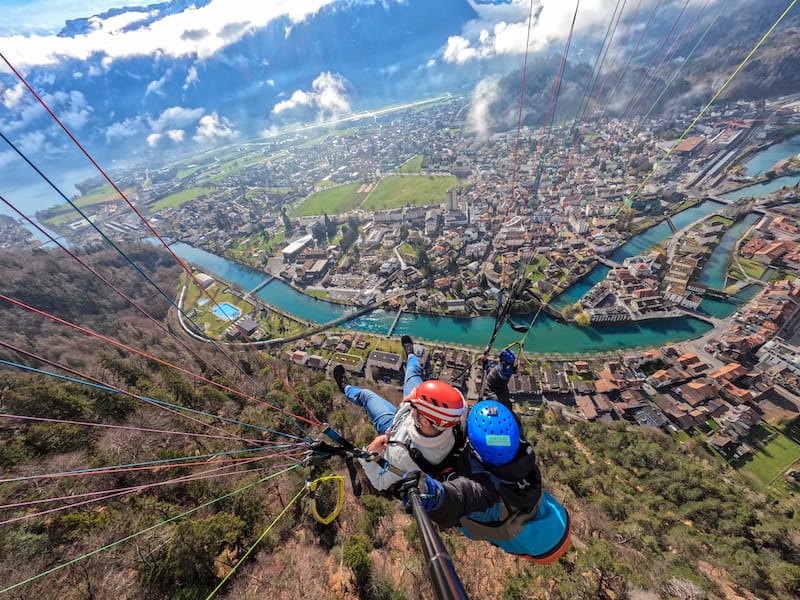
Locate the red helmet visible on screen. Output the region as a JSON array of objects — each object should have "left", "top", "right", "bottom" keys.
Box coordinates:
[{"left": 404, "top": 380, "right": 465, "bottom": 429}]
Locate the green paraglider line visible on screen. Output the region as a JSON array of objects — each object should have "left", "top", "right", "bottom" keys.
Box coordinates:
[
  {"left": 0, "top": 464, "right": 302, "bottom": 595},
  {"left": 205, "top": 483, "right": 309, "bottom": 599}
]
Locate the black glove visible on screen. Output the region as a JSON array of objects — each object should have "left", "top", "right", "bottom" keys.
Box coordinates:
[{"left": 392, "top": 470, "right": 443, "bottom": 513}]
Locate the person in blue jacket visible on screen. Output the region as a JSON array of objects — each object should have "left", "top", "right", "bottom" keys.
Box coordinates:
[{"left": 394, "top": 399, "right": 571, "bottom": 565}]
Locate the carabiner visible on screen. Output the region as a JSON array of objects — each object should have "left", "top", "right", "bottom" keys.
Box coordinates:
[{"left": 307, "top": 475, "right": 345, "bottom": 525}]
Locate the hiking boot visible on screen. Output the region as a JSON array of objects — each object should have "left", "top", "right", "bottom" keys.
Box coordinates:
[
  {"left": 401, "top": 335, "right": 415, "bottom": 359},
  {"left": 333, "top": 364, "right": 349, "bottom": 393}
]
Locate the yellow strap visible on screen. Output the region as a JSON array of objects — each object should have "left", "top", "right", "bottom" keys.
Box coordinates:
[{"left": 308, "top": 475, "right": 345, "bottom": 525}]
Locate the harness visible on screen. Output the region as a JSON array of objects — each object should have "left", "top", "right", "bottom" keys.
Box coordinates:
[
  {"left": 395, "top": 422, "right": 468, "bottom": 481},
  {"left": 459, "top": 442, "right": 544, "bottom": 542}
]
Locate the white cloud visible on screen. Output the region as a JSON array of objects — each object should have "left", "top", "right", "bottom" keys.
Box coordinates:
[
  {"left": 87, "top": 10, "right": 152, "bottom": 34},
  {"left": 381, "top": 64, "right": 400, "bottom": 77},
  {"left": 183, "top": 66, "right": 199, "bottom": 90},
  {"left": 443, "top": 36, "right": 478, "bottom": 64},
  {"left": 2, "top": 82, "right": 27, "bottom": 110},
  {"left": 146, "top": 132, "right": 163, "bottom": 146},
  {"left": 313, "top": 72, "right": 350, "bottom": 115},
  {"left": 145, "top": 73, "right": 169, "bottom": 96},
  {"left": 149, "top": 106, "right": 204, "bottom": 133},
  {"left": 47, "top": 90, "right": 92, "bottom": 130},
  {"left": 167, "top": 129, "right": 185, "bottom": 142},
  {"left": 105, "top": 117, "right": 143, "bottom": 141},
  {"left": 273, "top": 89, "right": 314, "bottom": 114},
  {"left": 1, "top": 85, "right": 91, "bottom": 135},
  {"left": 466, "top": 77, "right": 501, "bottom": 140},
  {"left": 17, "top": 130, "right": 49, "bottom": 156},
  {"left": 448, "top": 0, "right": 713, "bottom": 63},
  {"left": 272, "top": 72, "right": 350, "bottom": 119},
  {"left": 0, "top": 0, "right": 337, "bottom": 72},
  {"left": 194, "top": 113, "right": 237, "bottom": 143}
]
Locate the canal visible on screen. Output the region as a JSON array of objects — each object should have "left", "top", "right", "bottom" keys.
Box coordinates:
[
  {"left": 741, "top": 134, "right": 800, "bottom": 176},
  {"left": 610, "top": 199, "right": 724, "bottom": 262},
  {"left": 697, "top": 213, "right": 760, "bottom": 290}
]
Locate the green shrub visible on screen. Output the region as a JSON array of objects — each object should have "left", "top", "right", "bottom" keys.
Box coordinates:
[{"left": 342, "top": 533, "right": 372, "bottom": 584}]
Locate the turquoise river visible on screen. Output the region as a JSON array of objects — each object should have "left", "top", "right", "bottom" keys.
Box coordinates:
[{"left": 172, "top": 242, "right": 713, "bottom": 355}]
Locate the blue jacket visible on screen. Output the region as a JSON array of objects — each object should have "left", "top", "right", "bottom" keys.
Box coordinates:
[{"left": 428, "top": 443, "right": 570, "bottom": 563}]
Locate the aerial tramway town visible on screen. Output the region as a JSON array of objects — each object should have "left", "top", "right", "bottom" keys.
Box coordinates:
[{"left": 12, "top": 92, "right": 800, "bottom": 463}]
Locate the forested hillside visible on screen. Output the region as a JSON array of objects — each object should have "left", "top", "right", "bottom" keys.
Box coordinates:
[{"left": 1, "top": 247, "right": 798, "bottom": 599}]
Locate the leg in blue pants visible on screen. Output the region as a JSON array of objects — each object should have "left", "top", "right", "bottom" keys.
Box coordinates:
[
  {"left": 403, "top": 354, "right": 423, "bottom": 396},
  {"left": 344, "top": 354, "right": 424, "bottom": 435}
]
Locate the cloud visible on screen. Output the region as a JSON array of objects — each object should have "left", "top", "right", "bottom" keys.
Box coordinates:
[
  {"left": 272, "top": 72, "right": 351, "bottom": 119},
  {"left": 1, "top": 85, "right": 91, "bottom": 137},
  {"left": 105, "top": 117, "right": 143, "bottom": 142},
  {"left": 466, "top": 77, "right": 501, "bottom": 140},
  {"left": 48, "top": 90, "right": 92, "bottom": 130},
  {"left": 0, "top": 0, "right": 337, "bottom": 72},
  {"left": 145, "top": 73, "right": 169, "bottom": 96},
  {"left": 444, "top": 35, "right": 478, "bottom": 64},
  {"left": 181, "top": 29, "right": 209, "bottom": 42},
  {"left": 183, "top": 66, "right": 199, "bottom": 90},
  {"left": 167, "top": 129, "right": 185, "bottom": 142},
  {"left": 1, "top": 82, "right": 27, "bottom": 110},
  {"left": 446, "top": 0, "right": 711, "bottom": 64},
  {"left": 273, "top": 90, "right": 314, "bottom": 114},
  {"left": 149, "top": 106, "right": 204, "bottom": 133},
  {"left": 193, "top": 113, "right": 237, "bottom": 143},
  {"left": 147, "top": 128, "right": 190, "bottom": 146},
  {"left": 17, "top": 130, "right": 49, "bottom": 156},
  {"left": 313, "top": 73, "right": 351, "bottom": 115}
]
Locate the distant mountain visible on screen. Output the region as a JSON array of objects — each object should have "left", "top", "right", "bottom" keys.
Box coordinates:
[
  {"left": 483, "top": 0, "right": 800, "bottom": 134},
  {"left": 58, "top": 0, "right": 213, "bottom": 37}
]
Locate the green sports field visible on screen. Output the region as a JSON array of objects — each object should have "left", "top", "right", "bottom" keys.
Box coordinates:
[
  {"left": 291, "top": 183, "right": 365, "bottom": 216},
  {"left": 361, "top": 174, "right": 456, "bottom": 211}
]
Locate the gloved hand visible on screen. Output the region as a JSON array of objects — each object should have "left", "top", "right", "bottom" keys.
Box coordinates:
[
  {"left": 392, "top": 470, "right": 443, "bottom": 513},
  {"left": 498, "top": 349, "right": 517, "bottom": 379}
]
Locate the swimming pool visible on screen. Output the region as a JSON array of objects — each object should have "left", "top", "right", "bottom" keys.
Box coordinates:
[{"left": 211, "top": 302, "right": 242, "bottom": 321}]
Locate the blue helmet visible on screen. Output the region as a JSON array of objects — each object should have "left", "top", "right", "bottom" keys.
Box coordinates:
[{"left": 467, "top": 400, "right": 520, "bottom": 466}]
